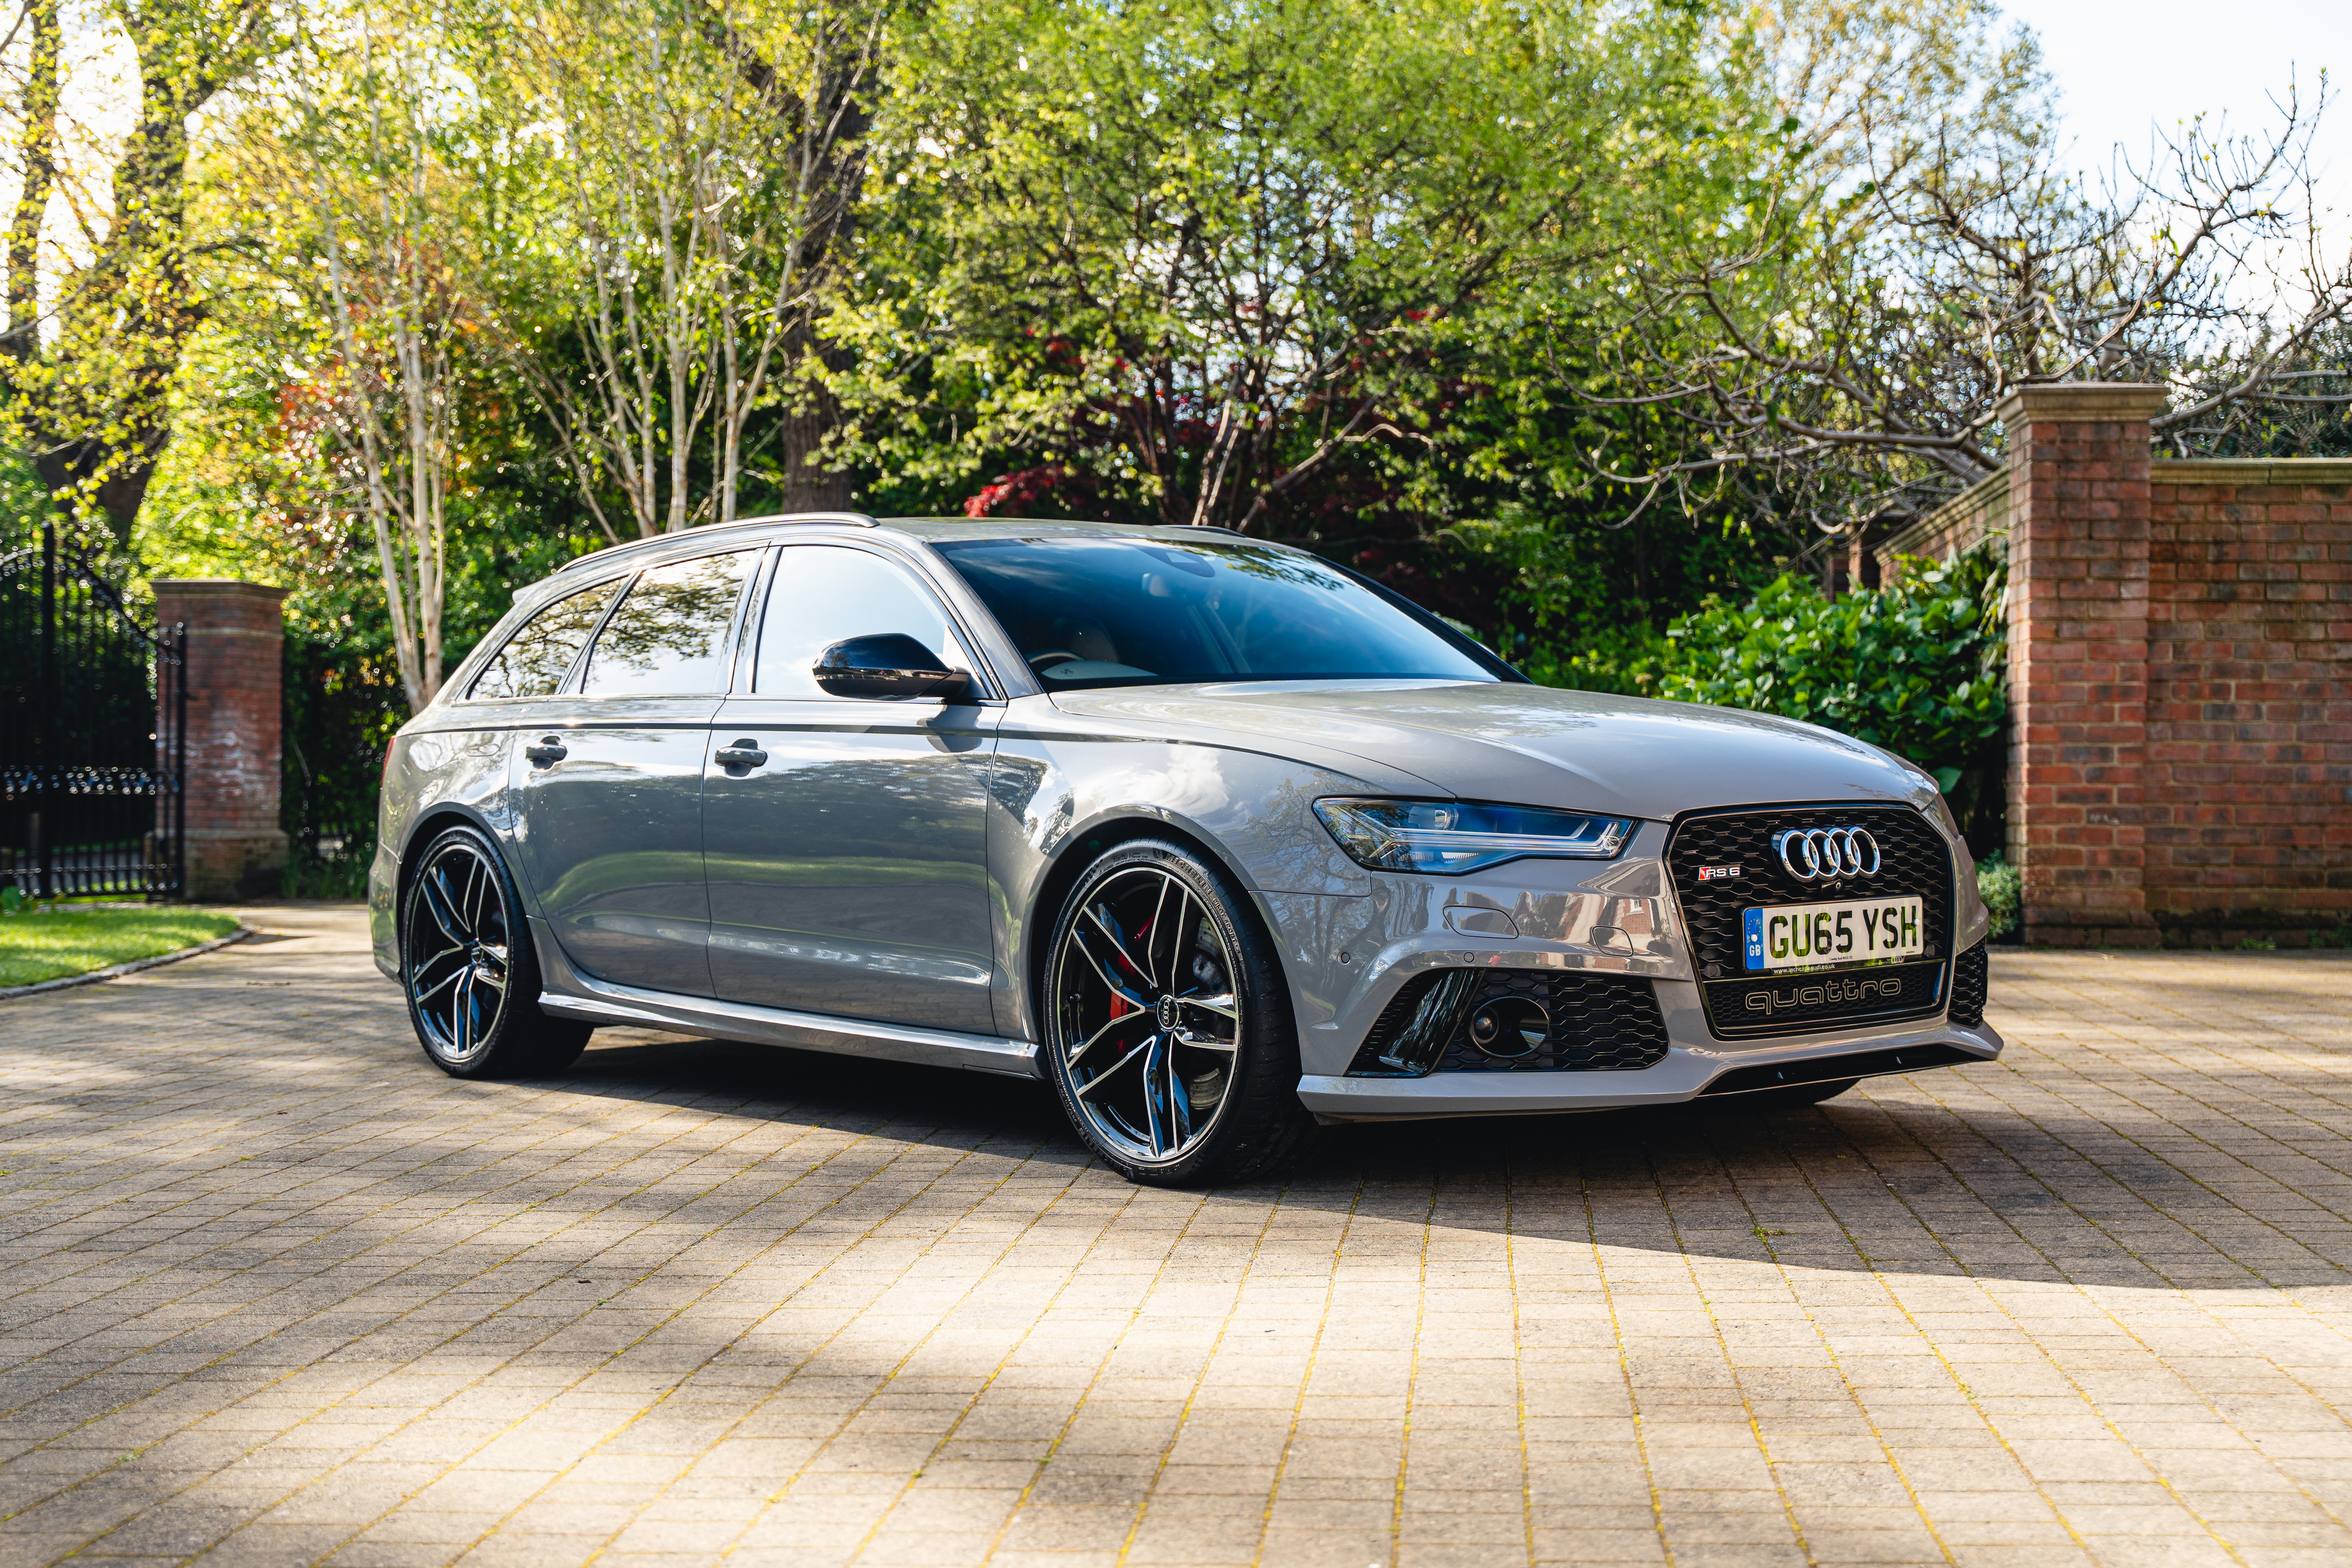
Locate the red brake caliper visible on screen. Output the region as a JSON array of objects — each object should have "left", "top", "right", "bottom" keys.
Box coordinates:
[{"left": 1104, "top": 916, "right": 1153, "bottom": 1019}]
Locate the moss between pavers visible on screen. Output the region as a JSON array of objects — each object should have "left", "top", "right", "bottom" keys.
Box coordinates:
[{"left": 0, "top": 906, "right": 241, "bottom": 987}]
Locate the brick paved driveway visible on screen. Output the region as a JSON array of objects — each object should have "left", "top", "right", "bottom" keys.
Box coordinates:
[{"left": 6, "top": 906, "right": 2352, "bottom": 1568}]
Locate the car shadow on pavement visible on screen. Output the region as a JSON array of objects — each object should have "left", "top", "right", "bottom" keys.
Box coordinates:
[{"left": 553, "top": 1030, "right": 2352, "bottom": 1293}]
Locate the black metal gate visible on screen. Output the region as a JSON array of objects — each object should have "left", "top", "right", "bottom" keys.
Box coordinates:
[{"left": 0, "top": 522, "right": 187, "bottom": 900}]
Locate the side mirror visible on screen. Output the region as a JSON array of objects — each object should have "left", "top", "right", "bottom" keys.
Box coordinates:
[{"left": 812, "top": 634, "right": 972, "bottom": 701}]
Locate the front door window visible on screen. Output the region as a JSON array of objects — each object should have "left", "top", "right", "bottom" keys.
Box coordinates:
[
  {"left": 705, "top": 545, "right": 999, "bottom": 1032},
  {"left": 752, "top": 544, "right": 970, "bottom": 695}
]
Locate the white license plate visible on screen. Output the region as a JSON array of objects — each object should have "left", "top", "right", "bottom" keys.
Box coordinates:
[{"left": 1743, "top": 896, "right": 1924, "bottom": 972}]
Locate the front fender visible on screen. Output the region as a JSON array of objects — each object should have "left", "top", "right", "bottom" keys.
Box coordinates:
[{"left": 986, "top": 702, "right": 1431, "bottom": 1044}]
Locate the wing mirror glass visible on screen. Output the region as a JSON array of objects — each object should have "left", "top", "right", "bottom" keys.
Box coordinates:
[{"left": 812, "top": 634, "right": 972, "bottom": 700}]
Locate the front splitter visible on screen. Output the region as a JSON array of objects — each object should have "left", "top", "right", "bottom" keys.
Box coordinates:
[{"left": 1295, "top": 1018, "right": 2002, "bottom": 1120}]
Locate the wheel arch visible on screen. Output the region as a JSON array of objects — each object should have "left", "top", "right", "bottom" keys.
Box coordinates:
[
  {"left": 1021, "top": 811, "right": 1285, "bottom": 1052},
  {"left": 391, "top": 805, "right": 511, "bottom": 966}
]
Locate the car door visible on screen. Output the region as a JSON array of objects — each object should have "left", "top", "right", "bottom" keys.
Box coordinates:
[
  {"left": 510, "top": 548, "right": 757, "bottom": 997},
  {"left": 703, "top": 542, "right": 1000, "bottom": 1033}
]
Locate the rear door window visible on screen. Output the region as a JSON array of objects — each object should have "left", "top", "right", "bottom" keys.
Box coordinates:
[
  {"left": 469, "top": 579, "right": 621, "bottom": 699},
  {"left": 581, "top": 551, "right": 757, "bottom": 697}
]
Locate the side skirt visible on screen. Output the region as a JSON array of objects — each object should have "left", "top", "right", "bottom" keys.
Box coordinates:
[{"left": 531, "top": 918, "right": 1041, "bottom": 1080}]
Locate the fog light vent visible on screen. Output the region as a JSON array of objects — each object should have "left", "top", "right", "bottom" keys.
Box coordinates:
[
  {"left": 1346, "top": 968, "right": 1668, "bottom": 1077},
  {"left": 1948, "top": 942, "right": 1989, "bottom": 1028},
  {"left": 1348, "top": 969, "right": 1479, "bottom": 1077}
]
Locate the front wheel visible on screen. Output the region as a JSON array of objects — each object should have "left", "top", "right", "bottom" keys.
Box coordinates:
[
  {"left": 1041, "top": 838, "right": 1314, "bottom": 1186},
  {"left": 401, "top": 824, "right": 589, "bottom": 1079}
]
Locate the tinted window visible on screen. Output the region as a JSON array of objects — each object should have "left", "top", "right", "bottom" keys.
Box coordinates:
[
  {"left": 470, "top": 580, "right": 620, "bottom": 699},
  {"left": 581, "top": 551, "right": 753, "bottom": 696},
  {"left": 933, "top": 536, "right": 1494, "bottom": 689},
  {"left": 754, "top": 546, "right": 969, "bottom": 697}
]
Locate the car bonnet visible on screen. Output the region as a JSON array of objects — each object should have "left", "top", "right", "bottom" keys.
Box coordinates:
[{"left": 1046, "top": 679, "right": 1935, "bottom": 822}]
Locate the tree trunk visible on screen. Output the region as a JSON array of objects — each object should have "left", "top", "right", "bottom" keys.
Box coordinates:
[
  {"left": 4, "top": 0, "right": 57, "bottom": 363},
  {"left": 776, "top": 338, "right": 857, "bottom": 511}
]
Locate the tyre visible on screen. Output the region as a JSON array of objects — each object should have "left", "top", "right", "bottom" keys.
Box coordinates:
[
  {"left": 401, "top": 824, "right": 590, "bottom": 1079},
  {"left": 1731, "top": 1077, "right": 1857, "bottom": 1113},
  {"left": 1040, "top": 838, "right": 1315, "bottom": 1186}
]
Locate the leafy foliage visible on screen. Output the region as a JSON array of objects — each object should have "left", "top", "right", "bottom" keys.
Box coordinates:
[
  {"left": 1652, "top": 542, "right": 2007, "bottom": 789},
  {"left": 2, "top": 0, "right": 279, "bottom": 545},
  {"left": 19, "top": 0, "right": 2347, "bottom": 891},
  {"left": 1976, "top": 851, "right": 2020, "bottom": 939},
  {"left": 1432, "top": 505, "right": 1776, "bottom": 692},
  {"left": 828, "top": 0, "right": 1722, "bottom": 532}
]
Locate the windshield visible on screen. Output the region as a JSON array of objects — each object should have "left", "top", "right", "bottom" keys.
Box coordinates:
[{"left": 932, "top": 535, "right": 1500, "bottom": 690}]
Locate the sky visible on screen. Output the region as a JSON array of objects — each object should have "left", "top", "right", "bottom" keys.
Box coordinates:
[{"left": 1999, "top": 0, "right": 2349, "bottom": 261}]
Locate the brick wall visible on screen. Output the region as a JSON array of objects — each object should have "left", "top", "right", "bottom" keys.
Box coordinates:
[
  {"left": 2145, "top": 460, "right": 2352, "bottom": 939},
  {"left": 1997, "top": 385, "right": 2166, "bottom": 945},
  {"left": 1874, "top": 396, "right": 2352, "bottom": 946},
  {"left": 153, "top": 580, "right": 290, "bottom": 901},
  {"left": 1873, "top": 467, "right": 2011, "bottom": 568}
]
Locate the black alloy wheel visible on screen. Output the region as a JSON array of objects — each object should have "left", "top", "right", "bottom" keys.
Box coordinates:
[
  {"left": 1042, "top": 838, "right": 1314, "bottom": 1186},
  {"left": 401, "top": 824, "right": 589, "bottom": 1078}
]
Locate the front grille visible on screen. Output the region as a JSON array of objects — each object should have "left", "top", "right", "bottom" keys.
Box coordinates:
[
  {"left": 1347, "top": 968, "right": 1669, "bottom": 1076},
  {"left": 1948, "top": 942, "right": 1989, "bottom": 1027},
  {"left": 1668, "top": 803, "right": 1953, "bottom": 1039}
]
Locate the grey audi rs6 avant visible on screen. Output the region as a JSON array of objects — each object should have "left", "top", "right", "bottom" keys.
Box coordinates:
[{"left": 370, "top": 513, "right": 2002, "bottom": 1185}]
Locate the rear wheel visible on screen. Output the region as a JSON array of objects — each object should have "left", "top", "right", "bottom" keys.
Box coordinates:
[
  {"left": 401, "top": 825, "right": 589, "bottom": 1079},
  {"left": 1041, "top": 839, "right": 1314, "bottom": 1186}
]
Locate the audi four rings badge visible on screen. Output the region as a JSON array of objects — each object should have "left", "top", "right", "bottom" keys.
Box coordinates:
[{"left": 1774, "top": 827, "right": 1881, "bottom": 880}]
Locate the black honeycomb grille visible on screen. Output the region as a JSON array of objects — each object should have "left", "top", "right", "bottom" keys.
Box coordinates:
[
  {"left": 1347, "top": 968, "right": 1668, "bottom": 1075},
  {"left": 1949, "top": 942, "right": 1989, "bottom": 1028},
  {"left": 1668, "top": 803, "right": 1954, "bottom": 1040}
]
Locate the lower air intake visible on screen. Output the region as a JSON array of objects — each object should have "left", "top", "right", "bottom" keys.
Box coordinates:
[
  {"left": 1347, "top": 968, "right": 1668, "bottom": 1076},
  {"left": 1948, "top": 942, "right": 1989, "bottom": 1028}
]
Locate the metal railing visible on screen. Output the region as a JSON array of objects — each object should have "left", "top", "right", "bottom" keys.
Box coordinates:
[{"left": 0, "top": 524, "right": 186, "bottom": 900}]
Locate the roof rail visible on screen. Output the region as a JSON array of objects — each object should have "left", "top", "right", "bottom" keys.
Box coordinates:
[{"left": 556, "top": 511, "right": 879, "bottom": 573}]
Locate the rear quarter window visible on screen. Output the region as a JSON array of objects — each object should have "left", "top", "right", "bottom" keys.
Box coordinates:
[{"left": 469, "top": 580, "right": 621, "bottom": 700}]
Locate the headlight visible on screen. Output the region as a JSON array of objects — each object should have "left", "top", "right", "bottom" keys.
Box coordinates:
[{"left": 1312, "top": 798, "right": 1634, "bottom": 875}]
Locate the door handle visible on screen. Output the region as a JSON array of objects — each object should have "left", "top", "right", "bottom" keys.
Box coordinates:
[
  {"left": 524, "top": 736, "right": 568, "bottom": 766},
  {"left": 715, "top": 739, "right": 768, "bottom": 771}
]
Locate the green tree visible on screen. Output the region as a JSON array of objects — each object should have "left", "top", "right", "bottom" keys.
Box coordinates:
[
  {"left": 464, "top": 0, "right": 887, "bottom": 540},
  {"left": 828, "top": 0, "right": 1708, "bottom": 531},
  {"left": 2, "top": 0, "right": 278, "bottom": 544},
  {"left": 1572, "top": 0, "right": 2352, "bottom": 537}
]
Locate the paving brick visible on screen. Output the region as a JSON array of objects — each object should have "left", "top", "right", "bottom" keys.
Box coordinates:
[{"left": 10, "top": 911, "right": 2352, "bottom": 1563}]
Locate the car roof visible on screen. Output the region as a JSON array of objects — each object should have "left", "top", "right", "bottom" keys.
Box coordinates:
[{"left": 550, "top": 513, "right": 1254, "bottom": 578}]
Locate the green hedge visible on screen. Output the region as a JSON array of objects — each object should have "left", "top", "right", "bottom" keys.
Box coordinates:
[{"left": 1652, "top": 545, "right": 2007, "bottom": 791}]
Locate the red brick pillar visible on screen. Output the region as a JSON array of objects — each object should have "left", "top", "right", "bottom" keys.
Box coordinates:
[
  {"left": 2000, "top": 384, "right": 2169, "bottom": 945},
  {"left": 153, "top": 580, "right": 291, "bottom": 901}
]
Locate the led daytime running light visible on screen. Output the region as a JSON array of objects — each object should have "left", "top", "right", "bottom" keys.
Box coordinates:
[{"left": 1313, "top": 798, "right": 1632, "bottom": 875}]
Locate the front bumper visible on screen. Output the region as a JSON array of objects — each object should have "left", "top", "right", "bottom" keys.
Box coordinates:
[
  {"left": 1270, "top": 814, "right": 1999, "bottom": 1119},
  {"left": 1298, "top": 1013, "right": 2001, "bottom": 1120}
]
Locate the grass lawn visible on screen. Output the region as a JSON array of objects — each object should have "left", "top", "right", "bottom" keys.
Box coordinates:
[{"left": 0, "top": 907, "right": 242, "bottom": 988}]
